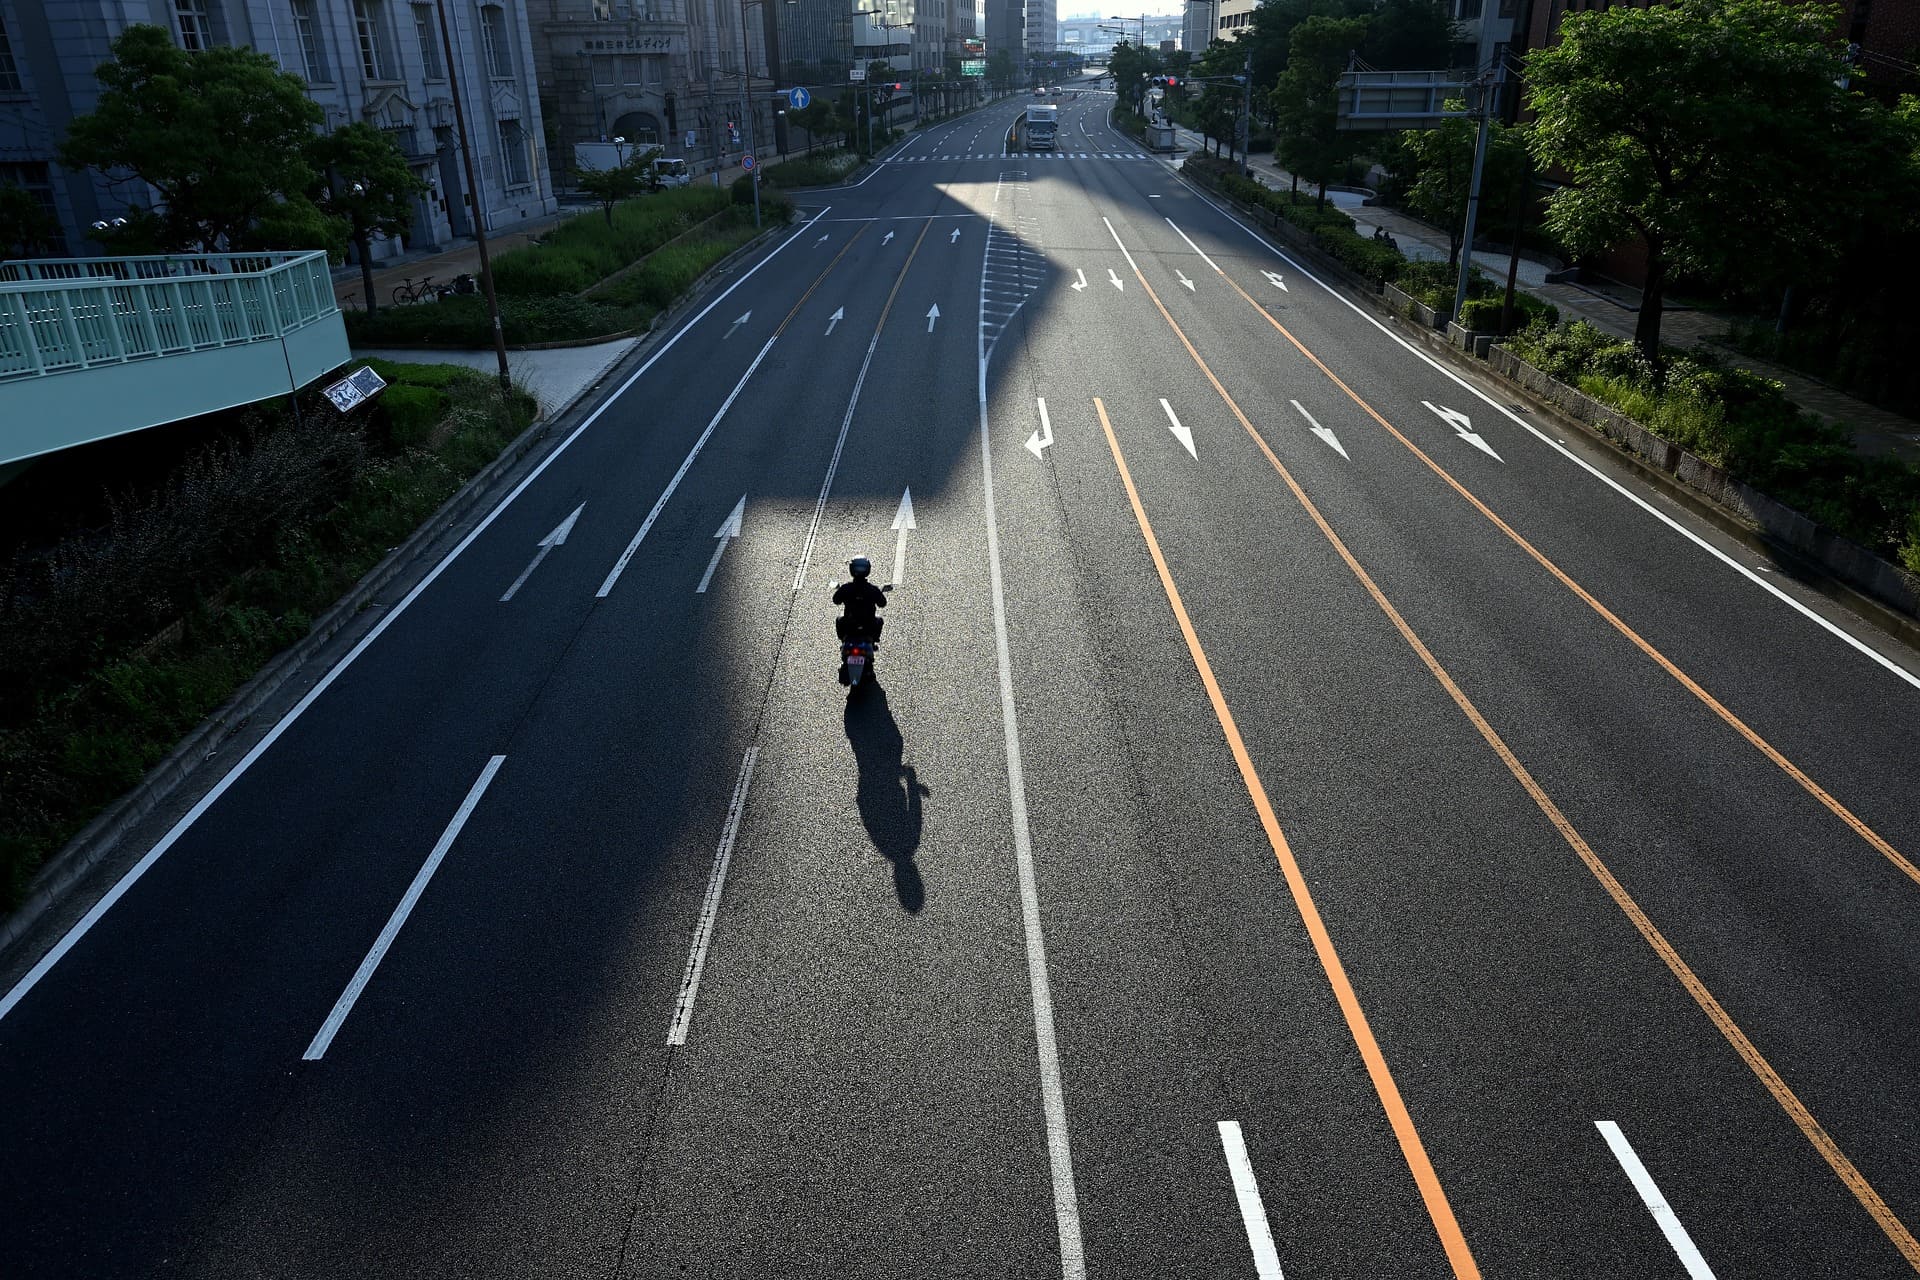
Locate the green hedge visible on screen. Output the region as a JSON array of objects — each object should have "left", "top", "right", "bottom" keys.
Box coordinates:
[
  {"left": 762, "top": 150, "right": 862, "bottom": 186},
  {"left": 1458, "top": 292, "right": 1557, "bottom": 335},
  {"left": 1507, "top": 322, "right": 1920, "bottom": 568},
  {"left": 491, "top": 186, "right": 732, "bottom": 296},
  {"left": 1195, "top": 158, "right": 1406, "bottom": 286}
]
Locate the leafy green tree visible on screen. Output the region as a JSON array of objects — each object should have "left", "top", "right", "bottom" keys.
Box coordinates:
[
  {"left": 61, "top": 25, "right": 330, "bottom": 253},
  {"left": 1525, "top": 0, "right": 1862, "bottom": 363},
  {"left": 1108, "top": 41, "right": 1162, "bottom": 119},
  {"left": 1400, "top": 101, "right": 1526, "bottom": 268},
  {"left": 1271, "top": 15, "right": 1368, "bottom": 207},
  {"left": 0, "top": 185, "right": 59, "bottom": 258},
  {"left": 986, "top": 49, "right": 1016, "bottom": 93},
  {"left": 310, "top": 123, "right": 428, "bottom": 312},
  {"left": 790, "top": 101, "right": 840, "bottom": 153}
]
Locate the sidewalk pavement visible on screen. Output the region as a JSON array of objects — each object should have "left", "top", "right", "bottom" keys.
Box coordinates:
[{"left": 1168, "top": 125, "right": 1920, "bottom": 467}]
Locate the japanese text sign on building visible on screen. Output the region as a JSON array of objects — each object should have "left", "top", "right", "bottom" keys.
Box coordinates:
[{"left": 581, "top": 35, "right": 677, "bottom": 53}]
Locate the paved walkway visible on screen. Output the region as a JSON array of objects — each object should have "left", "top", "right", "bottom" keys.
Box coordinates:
[
  {"left": 1169, "top": 125, "right": 1920, "bottom": 466},
  {"left": 355, "top": 339, "right": 640, "bottom": 416}
]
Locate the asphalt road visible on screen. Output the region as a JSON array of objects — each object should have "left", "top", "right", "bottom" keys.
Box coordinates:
[{"left": 3, "top": 86, "right": 1919, "bottom": 1279}]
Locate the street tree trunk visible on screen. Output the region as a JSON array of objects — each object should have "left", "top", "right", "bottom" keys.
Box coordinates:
[
  {"left": 1635, "top": 241, "right": 1667, "bottom": 371},
  {"left": 356, "top": 227, "right": 378, "bottom": 314}
]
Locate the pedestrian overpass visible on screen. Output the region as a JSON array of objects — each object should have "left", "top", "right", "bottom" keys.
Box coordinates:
[{"left": 0, "top": 250, "right": 350, "bottom": 470}]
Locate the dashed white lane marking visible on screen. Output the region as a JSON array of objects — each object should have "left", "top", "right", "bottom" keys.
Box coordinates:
[
  {"left": 666, "top": 746, "right": 759, "bottom": 1046},
  {"left": 303, "top": 754, "right": 506, "bottom": 1061},
  {"left": 1596, "top": 1121, "right": 1717, "bottom": 1280},
  {"left": 1219, "top": 1121, "right": 1285, "bottom": 1279}
]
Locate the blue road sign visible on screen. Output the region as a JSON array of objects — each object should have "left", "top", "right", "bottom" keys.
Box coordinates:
[
  {"left": 742, "top": 153, "right": 756, "bottom": 171},
  {"left": 788, "top": 86, "right": 811, "bottom": 109}
]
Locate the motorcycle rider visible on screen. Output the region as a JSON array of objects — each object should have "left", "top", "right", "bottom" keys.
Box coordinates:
[{"left": 832, "top": 556, "right": 887, "bottom": 644}]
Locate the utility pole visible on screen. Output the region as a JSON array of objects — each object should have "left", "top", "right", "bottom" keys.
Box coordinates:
[
  {"left": 1450, "top": 57, "right": 1504, "bottom": 328},
  {"left": 739, "top": 0, "right": 761, "bottom": 227},
  {"left": 432, "top": 0, "right": 509, "bottom": 393},
  {"left": 1238, "top": 51, "right": 1252, "bottom": 173}
]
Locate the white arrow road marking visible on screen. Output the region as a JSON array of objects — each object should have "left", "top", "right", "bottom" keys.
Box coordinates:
[
  {"left": 1108, "top": 267, "right": 1125, "bottom": 291},
  {"left": 1025, "top": 396, "right": 1054, "bottom": 460},
  {"left": 1424, "top": 400, "right": 1504, "bottom": 462},
  {"left": 890, "top": 487, "right": 916, "bottom": 585},
  {"left": 499, "top": 503, "right": 584, "bottom": 601},
  {"left": 950, "top": 227, "right": 962, "bottom": 243},
  {"left": 695, "top": 495, "right": 747, "bottom": 593},
  {"left": 815, "top": 233, "right": 829, "bottom": 245},
  {"left": 1071, "top": 269, "right": 1089, "bottom": 292},
  {"left": 1176, "top": 269, "right": 1195, "bottom": 291},
  {"left": 1159, "top": 398, "right": 1196, "bottom": 459},
  {"left": 1290, "top": 399, "right": 1349, "bottom": 460},
  {"left": 725, "top": 311, "right": 751, "bottom": 339},
  {"left": 926, "top": 303, "right": 940, "bottom": 332},
  {"left": 883, "top": 229, "right": 896, "bottom": 245},
  {"left": 825, "top": 306, "right": 844, "bottom": 335},
  {"left": 1262, "top": 270, "right": 1288, "bottom": 292}
]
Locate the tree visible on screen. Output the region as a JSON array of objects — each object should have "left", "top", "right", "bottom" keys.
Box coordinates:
[
  {"left": 1525, "top": 0, "right": 1860, "bottom": 363},
  {"left": 1271, "top": 15, "right": 1369, "bottom": 207},
  {"left": 1400, "top": 101, "right": 1526, "bottom": 268},
  {"left": 790, "top": 101, "right": 840, "bottom": 153},
  {"left": 61, "top": 25, "right": 331, "bottom": 253},
  {"left": 309, "top": 123, "right": 428, "bottom": 312},
  {"left": 0, "top": 185, "right": 59, "bottom": 258},
  {"left": 1109, "top": 40, "right": 1162, "bottom": 119},
  {"left": 986, "top": 49, "right": 1016, "bottom": 93}
]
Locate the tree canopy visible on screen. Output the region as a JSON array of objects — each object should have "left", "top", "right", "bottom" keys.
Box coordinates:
[
  {"left": 0, "top": 185, "right": 60, "bottom": 258},
  {"left": 1524, "top": 0, "right": 1865, "bottom": 359},
  {"left": 1271, "top": 15, "right": 1370, "bottom": 205}
]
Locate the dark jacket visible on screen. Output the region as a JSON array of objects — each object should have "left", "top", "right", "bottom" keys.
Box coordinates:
[{"left": 832, "top": 577, "right": 888, "bottom": 625}]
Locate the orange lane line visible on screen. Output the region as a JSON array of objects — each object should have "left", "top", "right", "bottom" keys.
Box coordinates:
[
  {"left": 772, "top": 223, "right": 870, "bottom": 338},
  {"left": 1092, "top": 397, "right": 1483, "bottom": 1280},
  {"left": 1117, "top": 253, "right": 1920, "bottom": 1272},
  {"left": 1206, "top": 265, "right": 1919, "bottom": 890}
]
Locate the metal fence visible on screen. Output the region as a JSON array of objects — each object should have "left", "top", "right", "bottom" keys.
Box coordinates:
[{"left": 0, "top": 251, "right": 338, "bottom": 381}]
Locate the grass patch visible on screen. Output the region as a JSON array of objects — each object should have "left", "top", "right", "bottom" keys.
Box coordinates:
[
  {"left": 0, "top": 362, "right": 537, "bottom": 909},
  {"left": 762, "top": 150, "right": 863, "bottom": 186},
  {"left": 1506, "top": 321, "right": 1920, "bottom": 566}
]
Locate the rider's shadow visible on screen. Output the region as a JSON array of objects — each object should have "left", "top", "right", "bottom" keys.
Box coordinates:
[{"left": 843, "top": 682, "right": 929, "bottom": 913}]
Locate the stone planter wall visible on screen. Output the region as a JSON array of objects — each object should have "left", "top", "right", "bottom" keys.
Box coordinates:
[
  {"left": 1384, "top": 283, "right": 1441, "bottom": 329},
  {"left": 1488, "top": 345, "right": 1920, "bottom": 620},
  {"left": 1446, "top": 320, "right": 1493, "bottom": 359}
]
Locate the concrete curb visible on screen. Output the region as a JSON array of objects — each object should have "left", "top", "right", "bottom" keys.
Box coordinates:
[{"left": 0, "top": 222, "right": 790, "bottom": 960}]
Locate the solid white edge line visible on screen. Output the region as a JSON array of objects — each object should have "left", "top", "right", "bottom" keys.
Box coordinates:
[
  {"left": 302, "top": 754, "right": 506, "bottom": 1061},
  {"left": 666, "top": 745, "right": 759, "bottom": 1046},
  {"left": 977, "top": 215, "right": 1086, "bottom": 1280},
  {"left": 1595, "top": 1120, "right": 1718, "bottom": 1280},
  {"left": 600, "top": 332, "right": 780, "bottom": 597},
  {"left": 1175, "top": 179, "right": 1920, "bottom": 691},
  {"left": 1164, "top": 216, "right": 1226, "bottom": 276},
  {"left": 1218, "top": 1121, "right": 1286, "bottom": 1280},
  {"left": 0, "top": 207, "right": 830, "bottom": 1027}
]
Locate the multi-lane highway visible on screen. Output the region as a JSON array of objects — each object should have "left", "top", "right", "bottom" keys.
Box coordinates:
[{"left": 3, "top": 87, "right": 1918, "bottom": 1279}]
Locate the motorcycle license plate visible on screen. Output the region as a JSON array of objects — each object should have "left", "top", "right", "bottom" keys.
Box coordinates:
[{"left": 848, "top": 653, "right": 866, "bottom": 667}]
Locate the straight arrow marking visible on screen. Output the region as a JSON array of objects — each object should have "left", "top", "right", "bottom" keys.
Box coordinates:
[
  {"left": 1159, "top": 398, "right": 1196, "bottom": 459},
  {"left": 1290, "top": 399, "right": 1349, "bottom": 460},
  {"left": 825, "top": 305, "right": 844, "bottom": 334},
  {"left": 891, "top": 487, "right": 916, "bottom": 585},
  {"left": 883, "top": 229, "right": 896, "bottom": 245},
  {"left": 927, "top": 303, "right": 941, "bottom": 332},
  {"left": 696, "top": 495, "right": 747, "bottom": 594},
  {"left": 950, "top": 227, "right": 962, "bottom": 243},
  {"left": 1108, "top": 267, "right": 1125, "bottom": 291},
  {"left": 725, "top": 311, "right": 751, "bottom": 339},
  {"left": 1177, "top": 270, "right": 1195, "bottom": 291},
  {"left": 1423, "top": 400, "right": 1504, "bottom": 463},
  {"left": 500, "top": 503, "right": 584, "bottom": 601},
  {"left": 1025, "top": 396, "right": 1054, "bottom": 459}
]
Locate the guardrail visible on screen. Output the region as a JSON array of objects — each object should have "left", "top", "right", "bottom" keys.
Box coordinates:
[{"left": 0, "top": 250, "right": 338, "bottom": 381}]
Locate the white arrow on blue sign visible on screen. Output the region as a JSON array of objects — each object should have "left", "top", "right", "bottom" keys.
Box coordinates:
[{"left": 788, "top": 86, "right": 811, "bottom": 109}]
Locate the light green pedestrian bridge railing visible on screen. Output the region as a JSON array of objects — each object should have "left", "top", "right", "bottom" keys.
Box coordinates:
[{"left": 0, "top": 250, "right": 351, "bottom": 468}]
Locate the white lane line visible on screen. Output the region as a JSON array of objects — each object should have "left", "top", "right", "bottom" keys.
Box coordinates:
[
  {"left": 1595, "top": 1121, "right": 1717, "bottom": 1279},
  {"left": 0, "top": 206, "right": 829, "bottom": 1027},
  {"left": 977, "top": 222, "right": 1086, "bottom": 1280},
  {"left": 791, "top": 296, "right": 893, "bottom": 592},
  {"left": 1166, "top": 217, "right": 1226, "bottom": 275},
  {"left": 1218, "top": 1121, "right": 1285, "bottom": 1279},
  {"left": 666, "top": 746, "right": 759, "bottom": 1046},
  {"left": 1177, "top": 180, "right": 1920, "bottom": 691},
  {"left": 303, "top": 755, "right": 505, "bottom": 1061},
  {"left": 599, "top": 333, "right": 778, "bottom": 598}
]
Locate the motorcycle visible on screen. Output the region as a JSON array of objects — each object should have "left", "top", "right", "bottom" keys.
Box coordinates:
[{"left": 839, "top": 628, "right": 877, "bottom": 688}]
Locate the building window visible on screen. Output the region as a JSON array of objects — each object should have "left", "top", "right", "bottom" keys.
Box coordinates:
[
  {"left": 354, "top": 0, "right": 392, "bottom": 79},
  {"left": 291, "top": 0, "right": 329, "bottom": 82},
  {"left": 175, "top": 0, "right": 215, "bottom": 50},
  {"left": 479, "top": 4, "right": 514, "bottom": 79},
  {"left": 0, "top": 161, "right": 61, "bottom": 248},
  {"left": 0, "top": 14, "right": 21, "bottom": 93},
  {"left": 497, "top": 118, "right": 530, "bottom": 186},
  {"left": 413, "top": 4, "right": 443, "bottom": 78}
]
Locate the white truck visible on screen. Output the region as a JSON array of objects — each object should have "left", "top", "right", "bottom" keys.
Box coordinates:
[
  {"left": 573, "top": 142, "right": 691, "bottom": 188},
  {"left": 1023, "top": 104, "right": 1060, "bottom": 151}
]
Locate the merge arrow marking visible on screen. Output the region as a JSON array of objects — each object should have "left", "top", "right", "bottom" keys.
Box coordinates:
[
  {"left": 1263, "top": 270, "right": 1288, "bottom": 292},
  {"left": 1024, "top": 397, "right": 1054, "bottom": 460},
  {"left": 926, "top": 303, "right": 940, "bottom": 332},
  {"left": 890, "top": 487, "right": 916, "bottom": 585},
  {"left": 1108, "top": 267, "right": 1125, "bottom": 291},
  {"left": 696, "top": 495, "right": 747, "bottom": 593},
  {"left": 1159, "top": 399, "right": 1197, "bottom": 459},
  {"left": 1071, "top": 269, "right": 1089, "bottom": 292},
  {"left": 1423, "top": 400, "right": 1503, "bottom": 462},
  {"left": 500, "top": 503, "right": 585, "bottom": 601},
  {"left": 1290, "top": 399, "right": 1349, "bottom": 460}
]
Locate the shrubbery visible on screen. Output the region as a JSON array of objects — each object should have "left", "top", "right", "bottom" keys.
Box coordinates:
[
  {"left": 1192, "top": 156, "right": 1403, "bottom": 285},
  {"left": 1507, "top": 321, "right": 1920, "bottom": 567},
  {"left": 763, "top": 150, "right": 863, "bottom": 186}
]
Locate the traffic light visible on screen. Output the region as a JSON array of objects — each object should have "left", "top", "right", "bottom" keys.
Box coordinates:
[{"left": 727, "top": 118, "right": 740, "bottom": 145}]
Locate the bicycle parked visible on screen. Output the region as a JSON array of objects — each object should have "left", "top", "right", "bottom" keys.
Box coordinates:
[{"left": 391, "top": 275, "right": 437, "bottom": 307}]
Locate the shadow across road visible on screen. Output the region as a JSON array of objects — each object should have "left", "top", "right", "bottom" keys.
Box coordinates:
[{"left": 843, "top": 679, "right": 929, "bottom": 913}]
